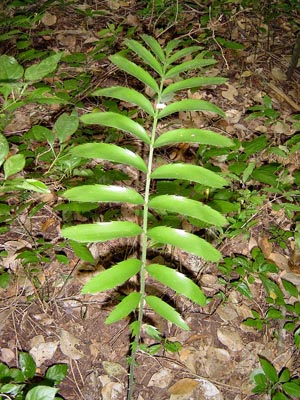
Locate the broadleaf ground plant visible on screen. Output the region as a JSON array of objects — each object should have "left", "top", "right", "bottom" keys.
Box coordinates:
[
  {"left": 60, "top": 35, "right": 234, "bottom": 397},
  {"left": 0, "top": 351, "right": 67, "bottom": 400}
]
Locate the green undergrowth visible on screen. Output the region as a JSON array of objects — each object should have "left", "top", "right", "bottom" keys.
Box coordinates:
[
  {"left": 0, "top": 351, "right": 67, "bottom": 400},
  {"left": 1, "top": 1, "right": 300, "bottom": 399}
]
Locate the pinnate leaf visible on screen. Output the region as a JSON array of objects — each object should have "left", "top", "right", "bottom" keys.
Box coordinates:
[
  {"left": 0, "top": 55, "right": 23, "bottom": 81},
  {"left": 162, "top": 77, "right": 227, "bottom": 97},
  {"left": 148, "top": 226, "right": 221, "bottom": 262},
  {"left": 149, "top": 195, "right": 227, "bottom": 226},
  {"left": 19, "top": 352, "right": 36, "bottom": 379},
  {"left": 147, "top": 264, "right": 206, "bottom": 305},
  {"left": 158, "top": 99, "right": 225, "bottom": 119},
  {"left": 165, "top": 58, "right": 216, "bottom": 78},
  {"left": 281, "top": 279, "right": 298, "bottom": 298},
  {"left": 110, "top": 54, "right": 159, "bottom": 94},
  {"left": 92, "top": 86, "right": 154, "bottom": 116},
  {"left": 80, "top": 112, "right": 150, "bottom": 144},
  {"left": 151, "top": 163, "right": 228, "bottom": 188},
  {"left": 105, "top": 292, "right": 141, "bottom": 324},
  {"left": 54, "top": 111, "right": 79, "bottom": 143},
  {"left": 70, "top": 143, "right": 147, "bottom": 172},
  {"left": 167, "top": 46, "right": 201, "bottom": 64},
  {"left": 63, "top": 184, "right": 144, "bottom": 204},
  {"left": 145, "top": 295, "right": 189, "bottom": 330},
  {"left": 154, "top": 128, "right": 233, "bottom": 148},
  {"left": 69, "top": 241, "right": 95, "bottom": 263},
  {"left": 282, "top": 382, "right": 300, "bottom": 396},
  {"left": 45, "top": 364, "right": 68, "bottom": 385},
  {"left": 13, "top": 179, "right": 50, "bottom": 193},
  {"left": 272, "top": 392, "right": 289, "bottom": 400},
  {"left": 29, "top": 125, "right": 55, "bottom": 145},
  {"left": 82, "top": 259, "right": 141, "bottom": 294},
  {"left": 279, "top": 368, "right": 291, "bottom": 383},
  {"left": 61, "top": 221, "right": 142, "bottom": 243},
  {"left": 125, "top": 39, "right": 163, "bottom": 75},
  {"left": 141, "top": 34, "right": 165, "bottom": 63}
]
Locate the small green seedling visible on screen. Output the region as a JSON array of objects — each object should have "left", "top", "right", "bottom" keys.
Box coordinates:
[
  {"left": 246, "top": 95, "right": 280, "bottom": 124},
  {"left": 251, "top": 356, "right": 300, "bottom": 399}
]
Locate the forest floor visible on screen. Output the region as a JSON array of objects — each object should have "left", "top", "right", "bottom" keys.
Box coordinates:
[{"left": 1, "top": 1, "right": 300, "bottom": 399}]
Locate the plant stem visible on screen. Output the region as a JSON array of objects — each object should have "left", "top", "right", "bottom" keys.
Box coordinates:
[{"left": 127, "top": 84, "right": 164, "bottom": 400}]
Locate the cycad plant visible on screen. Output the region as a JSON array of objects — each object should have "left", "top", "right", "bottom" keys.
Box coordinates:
[{"left": 61, "top": 35, "right": 234, "bottom": 397}]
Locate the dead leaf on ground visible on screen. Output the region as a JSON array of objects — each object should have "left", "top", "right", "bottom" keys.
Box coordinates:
[
  {"left": 267, "top": 252, "right": 288, "bottom": 270},
  {"left": 101, "top": 381, "right": 125, "bottom": 400},
  {"left": 102, "top": 361, "right": 127, "bottom": 377},
  {"left": 222, "top": 83, "right": 238, "bottom": 101},
  {"left": 217, "top": 327, "right": 243, "bottom": 351},
  {"left": 30, "top": 338, "right": 59, "bottom": 367},
  {"left": 259, "top": 236, "right": 273, "bottom": 258},
  {"left": 42, "top": 12, "right": 57, "bottom": 26},
  {"left": 0, "top": 348, "right": 14, "bottom": 364},
  {"left": 197, "top": 378, "right": 223, "bottom": 399},
  {"left": 168, "top": 378, "right": 199, "bottom": 395},
  {"left": 148, "top": 368, "right": 174, "bottom": 388},
  {"left": 59, "top": 329, "right": 84, "bottom": 360}
]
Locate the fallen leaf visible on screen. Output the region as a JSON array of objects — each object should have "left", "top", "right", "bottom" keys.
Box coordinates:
[
  {"left": 126, "top": 13, "right": 139, "bottom": 26},
  {"left": 42, "top": 12, "right": 57, "bottom": 26},
  {"left": 168, "top": 378, "right": 199, "bottom": 395},
  {"left": 101, "top": 381, "right": 125, "bottom": 400},
  {"left": 222, "top": 83, "right": 238, "bottom": 101},
  {"left": 102, "top": 361, "right": 127, "bottom": 377},
  {"left": 267, "top": 252, "right": 288, "bottom": 270},
  {"left": 241, "top": 70, "right": 252, "bottom": 77},
  {"left": 59, "top": 329, "right": 84, "bottom": 360},
  {"left": 271, "top": 67, "right": 286, "bottom": 81},
  {"left": 178, "top": 347, "right": 198, "bottom": 373},
  {"left": 259, "top": 236, "right": 273, "bottom": 258},
  {"left": 216, "top": 303, "right": 238, "bottom": 322},
  {"left": 0, "top": 348, "right": 14, "bottom": 363},
  {"left": 198, "top": 378, "right": 223, "bottom": 399},
  {"left": 30, "top": 341, "right": 59, "bottom": 367},
  {"left": 217, "top": 327, "right": 243, "bottom": 351},
  {"left": 148, "top": 368, "right": 173, "bottom": 388}
]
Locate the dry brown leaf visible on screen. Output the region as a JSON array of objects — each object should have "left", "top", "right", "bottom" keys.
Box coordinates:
[
  {"left": 271, "top": 67, "right": 286, "bottom": 81},
  {"left": 42, "top": 12, "right": 57, "bottom": 26},
  {"left": 216, "top": 303, "right": 238, "bottom": 322},
  {"left": 178, "top": 347, "right": 198, "bottom": 373},
  {"left": 267, "top": 252, "right": 288, "bottom": 270},
  {"left": 30, "top": 340, "right": 59, "bottom": 367},
  {"left": 226, "top": 109, "right": 242, "bottom": 124},
  {"left": 0, "top": 348, "right": 14, "bottom": 364},
  {"left": 57, "top": 34, "right": 77, "bottom": 50},
  {"left": 125, "top": 13, "right": 139, "bottom": 26},
  {"left": 148, "top": 368, "right": 173, "bottom": 388},
  {"left": 101, "top": 381, "right": 125, "bottom": 400},
  {"left": 217, "top": 327, "right": 243, "bottom": 351},
  {"left": 41, "top": 218, "right": 56, "bottom": 233},
  {"left": 168, "top": 378, "right": 199, "bottom": 395},
  {"left": 222, "top": 83, "right": 238, "bottom": 101},
  {"left": 198, "top": 378, "right": 223, "bottom": 399},
  {"left": 259, "top": 236, "right": 273, "bottom": 258},
  {"left": 59, "top": 329, "right": 84, "bottom": 360},
  {"left": 102, "top": 361, "right": 127, "bottom": 377}
]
